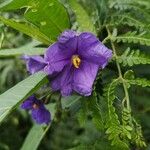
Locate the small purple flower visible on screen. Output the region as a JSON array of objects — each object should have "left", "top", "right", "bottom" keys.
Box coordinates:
[
  {"left": 24, "top": 30, "right": 112, "bottom": 96},
  {"left": 21, "top": 96, "right": 51, "bottom": 124}
]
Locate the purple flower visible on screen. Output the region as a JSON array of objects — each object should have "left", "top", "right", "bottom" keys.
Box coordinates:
[
  {"left": 21, "top": 96, "right": 51, "bottom": 124},
  {"left": 22, "top": 55, "right": 46, "bottom": 74},
  {"left": 24, "top": 30, "right": 112, "bottom": 96}
]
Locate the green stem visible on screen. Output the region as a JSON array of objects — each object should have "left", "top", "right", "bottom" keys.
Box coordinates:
[
  {"left": 106, "top": 26, "right": 131, "bottom": 111},
  {"left": 102, "top": 36, "right": 110, "bottom": 44},
  {"left": 0, "top": 32, "right": 4, "bottom": 48},
  {"left": 57, "top": 94, "right": 62, "bottom": 110},
  {"left": 55, "top": 94, "right": 62, "bottom": 122}
]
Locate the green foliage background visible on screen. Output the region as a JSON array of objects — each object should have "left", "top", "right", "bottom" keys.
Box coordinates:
[{"left": 0, "top": 0, "right": 150, "bottom": 150}]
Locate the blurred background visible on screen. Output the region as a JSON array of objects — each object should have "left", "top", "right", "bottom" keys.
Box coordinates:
[{"left": 0, "top": 0, "right": 150, "bottom": 150}]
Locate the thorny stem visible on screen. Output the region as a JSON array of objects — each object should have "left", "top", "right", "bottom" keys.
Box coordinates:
[{"left": 106, "top": 26, "right": 131, "bottom": 111}]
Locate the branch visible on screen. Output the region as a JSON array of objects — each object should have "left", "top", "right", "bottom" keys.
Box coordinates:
[{"left": 106, "top": 26, "right": 131, "bottom": 110}]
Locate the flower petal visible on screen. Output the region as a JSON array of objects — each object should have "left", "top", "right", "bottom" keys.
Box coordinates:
[
  {"left": 51, "top": 65, "right": 73, "bottom": 96},
  {"left": 23, "top": 55, "right": 46, "bottom": 74},
  {"left": 21, "top": 96, "right": 35, "bottom": 109},
  {"left": 44, "top": 43, "right": 71, "bottom": 75},
  {"left": 78, "top": 32, "right": 112, "bottom": 68},
  {"left": 58, "top": 30, "right": 77, "bottom": 53},
  {"left": 31, "top": 108, "right": 51, "bottom": 124},
  {"left": 73, "top": 61, "right": 99, "bottom": 96}
]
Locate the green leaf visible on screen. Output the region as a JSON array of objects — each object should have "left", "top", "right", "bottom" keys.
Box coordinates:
[
  {"left": 77, "top": 106, "right": 87, "bottom": 127},
  {"left": 132, "top": 119, "right": 146, "bottom": 148},
  {"left": 0, "top": 71, "right": 48, "bottom": 123},
  {"left": 87, "top": 96, "right": 104, "bottom": 131},
  {"left": 21, "top": 125, "right": 50, "bottom": 150},
  {"left": 95, "top": 0, "right": 108, "bottom": 25},
  {"left": 109, "top": 0, "right": 150, "bottom": 10},
  {"left": 109, "top": 14, "right": 150, "bottom": 32},
  {"left": 24, "top": 0, "right": 70, "bottom": 40},
  {"left": 0, "top": 0, "right": 29, "bottom": 10},
  {"left": 1, "top": 0, "right": 71, "bottom": 40},
  {"left": 117, "top": 48, "right": 150, "bottom": 66},
  {"left": 127, "top": 78, "right": 150, "bottom": 87},
  {"left": 111, "top": 31, "right": 150, "bottom": 46},
  {"left": 103, "top": 78, "right": 129, "bottom": 149},
  {"left": 0, "top": 16, "right": 52, "bottom": 45},
  {"left": 0, "top": 42, "right": 46, "bottom": 57},
  {"left": 62, "top": 95, "right": 82, "bottom": 115},
  {"left": 0, "top": 47, "right": 45, "bottom": 57},
  {"left": 77, "top": 96, "right": 105, "bottom": 130},
  {"left": 62, "top": 95, "right": 81, "bottom": 109},
  {"left": 124, "top": 70, "right": 135, "bottom": 80},
  {"left": 69, "top": 0, "right": 96, "bottom": 34},
  {"left": 21, "top": 104, "right": 55, "bottom": 150}
]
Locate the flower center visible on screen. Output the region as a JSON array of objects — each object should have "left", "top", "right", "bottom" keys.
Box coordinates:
[
  {"left": 72, "top": 55, "right": 81, "bottom": 68},
  {"left": 32, "top": 103, "right": 39, "bottom": 109}
]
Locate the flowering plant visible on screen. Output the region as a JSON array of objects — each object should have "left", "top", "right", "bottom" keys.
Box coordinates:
[{"left": 0, "top": 0, "right": 150, "bottom": 149}]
